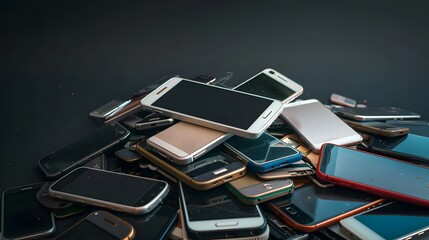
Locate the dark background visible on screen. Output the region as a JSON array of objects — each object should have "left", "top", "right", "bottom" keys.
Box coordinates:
[{"left": 1, "top": 0, "right": 429, "bottom": 233}]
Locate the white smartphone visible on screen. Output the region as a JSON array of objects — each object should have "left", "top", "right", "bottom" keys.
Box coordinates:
[
  {"left": 281, "top": 99, "right": 362, "bottom": 153},
  {"left": 340, "top": 201, "right": 429, "bottom": 240},
  {"left": 234, "top": 68, "right": 303, "bottom": 104},
  {"left": 146, "top": 69, "right": 303, "bottom": 164},
  {"left": 140, "top": 77, "right": 284, "bottom": 139},
  {"left": 178, "top": 181, "right": 267, "bottom": 240},
  {"left": 49, "top": 167, "right": 169, "bottom": 215}
]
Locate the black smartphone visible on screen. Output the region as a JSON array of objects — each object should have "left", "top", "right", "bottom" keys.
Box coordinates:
[
  {"left": 366, "top": 133, "right": 429, "bottom": 165},
  {"left": 54, "top": 210, "right": 135, "bottom": 239},
  {"left": 385, "top": 120, "right": 429, "bottom": 137},
  {"left": 114, "top": 148, "right": 142, "bottom": 163},
  {"left": 266, "top": 183, "right": 385, "bottom": 233},
  {"left": 39, "top": 122, "right": 130, "bottom": 179},
  {"left": 117, "top": 205, "right": 178, "bottom": 240},
  {"left": 341, "top": 118, "right": 409, "bottom": 137},
  {"left": 333, "top": 107, "right": 420, "bottom": 121},
  {"left": 1, "top": 182, "right": 55, "bottom": 239},
  {"left": 49, "top": 167, "right": 170, "bottom": 215},
  {"left": 122, "top": 110, "right": 175, "bottom": 131}
]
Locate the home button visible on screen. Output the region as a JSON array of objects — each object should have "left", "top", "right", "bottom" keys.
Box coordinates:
[{"left": 215, "top": 221, "right": 238, "bottom": 227}]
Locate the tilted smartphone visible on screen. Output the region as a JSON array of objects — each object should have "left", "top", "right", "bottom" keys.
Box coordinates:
[
  {"left": 333, "top": 107, "right": 420, "bottom": 121},
  {"left": 121, "top": 110, "right": 174, "bottom": 130},
  {"left": 223, "top": 132, "right": 302, "bottom": 172},
  {"left": 89, "top": 100, "right": 131, "bottom": 119},
  {"left": 330, "top": 93, "right": 356, "bottom": 108},
  {"left": 385, "top": 120, "right": 429, "bottom": 137},
  {"left": 366, "top": 133, "right": 429, "bottom": 165},
  {"left": 234, "top": 68, "right": 303, "bottom": 104},
  {"left": 266, "top": 183, "right": 385, "bottom": 232},
  {"left": 54, "top": 210, "right": 135, "bottom": 240},
  {"left": 317, "top": 143, "right": 429, "bottom": 207},
  {"left": 340, "top": 201, "right": 429, "bottom": 240},
  {"left": 140, "top": 77, "right": 284, "bottom": 139},
  {"left": 2, "top": 182, "right": 55, "bottom": 240},
  {"left": 280, "top": 99, "right": 362, "bottom": 153},
  {"left": 146, "top": 121, "right": 232, "bottom": 165},
  {"left": 341, "top": 118, "right": 409, "bottom": 137},
  {"left": 178, "top": 181, "right": 267, "bottom": 240},
  {"left": 49, "top": 167, "right": 170, "bottom": 214},
  {"left": 39, "top": 122, "right": 130, "bottom": 179},
  {"left": 117, "top": 205, "right": 178, "bottom": 240},
  {"left": 136, "top": 141, "right": 246, "bottom": 190},
  {"left": 227, "top": 172, "right": 294, "bottom": 205},
  {"left": 256, "top": 159, "right": 315, "bottom": 180}
]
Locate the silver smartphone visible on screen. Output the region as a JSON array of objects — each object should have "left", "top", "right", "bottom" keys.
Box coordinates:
[
  {"left": 49, "top": 167, "right": 169, "bottom": 215},
  {"left": 89, "top": 100, "right": 131, "bottom": 119},
  {"left": 178, "top": 181, "right": 267, "bottom": 240},
  {"left": 340, "top": 201, "right": 429, "bottom": 240},
  {"left": 146, "top": 69, "right": 303, "bottom": 165},
  {"left": 281, "top": 99, "right": 362, "bottom": 153},
  {"left": 234, "top": 68, "right": 303, "bottom": 104},
  {"left": 333, "top": 107, "right": 420, "bottom": 121},
  {"left": 140, "top": 77, "right": 284, "bottom": 139}
]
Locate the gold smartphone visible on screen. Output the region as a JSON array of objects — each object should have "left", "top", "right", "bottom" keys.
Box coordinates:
[
  {"left": 136, "top": 141, "right": 246, "bottom": 190},
  {"left": 227, "top": 172, "right": 294, "bottom": 205}
]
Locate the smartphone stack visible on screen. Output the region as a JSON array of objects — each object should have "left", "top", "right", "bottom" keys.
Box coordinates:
[{"left": 2, "top": 69, "right": 429, "bottom": 240}]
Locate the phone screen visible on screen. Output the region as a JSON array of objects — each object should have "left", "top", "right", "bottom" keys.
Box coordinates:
[
  {"left": 181, "top": 184, "right": 259, "bottom": 221},
  {"left": 370, "top": 133, "right": 429, "bottom": 162},
  {"left": 234, "top": 72, "right": 296, "bottom": 101},
  {"left": 40, "top": 122, "right": 129, "bottom": 177},
  {"left": 350, "top": 202, "right": 429, "bottom": 239},
  {"left": 151, "top": 80, "right": 274, "bottom": 130},
  {"left": 2, "top": 183, "right": 54, "bottom": 239},
  {"left": 56, "top": 220, "right": 118, "bottom": 239},
  {"left": 268, "top": 184, "right": 380, "bottom": 226},
  {"left": 50, "top": 168, "right": 166, "bottom": 207},
  {"left": 319, "top": 144, "right": 429, "bottom": 201},
  {"left": 225, "top": 132, "right": 300, "bottom": 164}
]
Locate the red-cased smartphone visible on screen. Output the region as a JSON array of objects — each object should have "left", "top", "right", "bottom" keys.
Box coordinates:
[{"left": 316, "top": 143, "right": 429, "bottom": 207}]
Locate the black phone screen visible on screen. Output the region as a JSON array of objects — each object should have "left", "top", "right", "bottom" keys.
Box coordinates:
[
  {"left": 181, "top": 184, "right": 259, "bottom": 221},
  {"left": 57, "top": 220, "right": 117, "bottom": 240},
  {"left": 352, "top": 202, "right": 429, "bottom": 239},
  {"left": 369, "top": 133, "right": 429, "bottom": 162},
  {"left": 269, "top": 184, "right": 380, "bottom": 226},
  {"left": 234, "top": 72, "right": 296, "bottom": 101},
  {"left": 319, "top": 144, "right": 429, "bottom": 201},
  {"left": 225, "top": 132, "right": 300, "bottom": 164},
  {"left": 50, "top": 168, "right": 166, "bottom": 207},
  {"left": 152, "top": 80, "right": 274, "bottom": 129},
  {"left": 2, "top": 183, "right": 54, "bottom": 239}
]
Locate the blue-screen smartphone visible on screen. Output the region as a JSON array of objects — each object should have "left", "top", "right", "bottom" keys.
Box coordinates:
[{"left": 223, "top": 132, "right": 301, "bottom": 172}]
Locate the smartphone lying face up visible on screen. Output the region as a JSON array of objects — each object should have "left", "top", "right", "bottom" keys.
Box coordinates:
[
  {"left": 140, "top": 77, "right": 284, "bottom": 139},
  {"left": 223, "top": 132, "right": 302, "bottom": 172},
  {"left": 266, "top": 183, "right": 385, "bottom": 232},
  {"left": 317, "top": 144, "right": 429, "bottom": 207},
  {"left": 179, "top": 181, "right": 267, "bottom": 240},
  {"left": 340, "top": 201, "right": 429, "bottom": 240},
  {"left": 136, "top": 141, "right": 246, "bottom": 190},
  {"left": 54, "top": 210, "right": 135, "bottom": 240},
  {"left": 49, "top": 167, "right": 170, "bottom": 215},
  {"left": 2, "top": 182, "right": 55, "bottom": 240},
  {"left": 39, "top": 122, "right": 130, "bottom": 179}
]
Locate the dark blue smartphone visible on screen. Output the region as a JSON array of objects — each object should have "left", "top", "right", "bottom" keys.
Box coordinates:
[
  {"left": 223, "top": 132, "right": 302, "bottom": 172},
  {"left": 367, "top": 133, "right": 429, "bottom": 165}
]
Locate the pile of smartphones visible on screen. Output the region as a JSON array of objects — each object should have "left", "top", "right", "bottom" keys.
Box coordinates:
[{"left": 2, "top": 68, "right": 429, "bottom": 240}]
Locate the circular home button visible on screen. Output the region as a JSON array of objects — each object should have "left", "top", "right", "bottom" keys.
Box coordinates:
[{"left": 215, "top": 221, "right": 238, "bottom": 227}]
